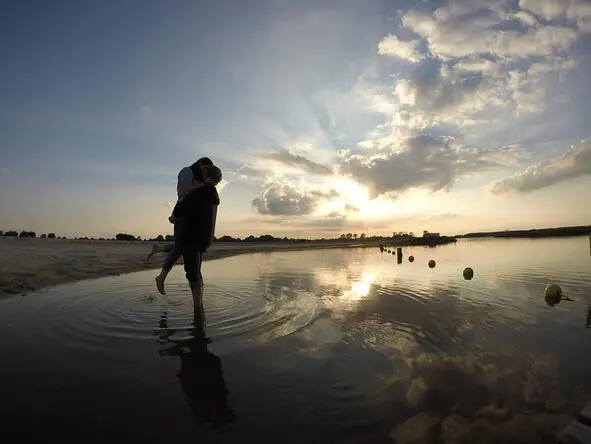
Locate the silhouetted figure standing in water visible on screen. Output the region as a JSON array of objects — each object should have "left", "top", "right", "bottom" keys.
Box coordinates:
[
  {"left": 176, "top": 165, "right": 221, "bottom": 303},
  {"left": 158, "top": 293, "right": 236, "bottom": 430},
  {"left": 150, "top": 160, "right": 221, "bottom": 297}
]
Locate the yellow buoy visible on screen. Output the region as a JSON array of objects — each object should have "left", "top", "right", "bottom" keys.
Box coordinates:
[
  {"left": 544, "top": 284, "right": 563, "bottom": 300},
  {"left": 544, "top": 284, "right": 563, "bottom": 307},
  {"left": 428, "top": 259, "right": 436, "bottom": 268},
  {"left": 409, "top": 255, "right": 415, "bottom": 262},
  {"left": 463, "top": 267, "right": 474, "bottom": 280},
  {"left": 545, "top": 295, "right": 561, "bottom": 307}
]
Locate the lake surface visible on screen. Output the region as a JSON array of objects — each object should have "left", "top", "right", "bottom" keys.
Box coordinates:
[{"left": 1, "top": 237, "right": 591, "bottom": 443}]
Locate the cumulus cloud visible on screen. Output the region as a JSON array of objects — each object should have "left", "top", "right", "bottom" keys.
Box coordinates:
[
  {"left": 241, "top": 211, "right": 375, "bottom": 232},
  {"left": 236, "top": 165, "right": 274, "bottom": 182},
  {"left": 491, "top": 139, "right": 591, "bottom": 194},
  {"left": 258, "top": 148, "right": 333, "bottom": 175},
  {"left": 344, "top": 204, "right": 360, "bottom": 213},
  {"left": 519, "top": 0, "right": 591, "bottom": 32},
  {"left": 377, "top": 34, "right": 424, "bottom": 63},
  {"left": 338, "top": 134, "right": 523, "bottom": 198},
  {"left": 513, "top": 10, "right": 539, "bottom": 26},
  {"left": 392, "top": 63, "right": 495, "bottom": 125},
  {"left": 313, "top": 211, "right": 348, "bottom": 228},
  {"left": 401, "top": 3, "right": 578, "bottom": 61},
  {"left": 246, "top": 0, "right": 590, "bottom": 219},
  {"left": 252, "top": 182, "right": 338, "bottom": 216},
  {"left": 455, "top": 57, "right": 499, "bottom": 74},
  {"left": 283, "top": 212, "right": 382, "bottom": 231},
  {"left": 362, "top": 0, "right": 586, "bottom": 145}
]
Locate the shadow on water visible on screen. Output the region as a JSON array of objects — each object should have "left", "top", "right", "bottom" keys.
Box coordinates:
[{"left": 157, "top": 295, "right": 237, "bottom": 432}]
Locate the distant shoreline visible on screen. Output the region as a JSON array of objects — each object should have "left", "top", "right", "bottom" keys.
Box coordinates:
[
  {"left": 457, "top": 225, "right": 591, "bottom": 239},
  {"left": 0, "top": 238, "right": 438, "bottom": 298},
  {"left": 0, "top": 229, "right": 586, "bottom": 297},
  {"left": 0, "top": 235, "right": 463, "bottom": 297}
]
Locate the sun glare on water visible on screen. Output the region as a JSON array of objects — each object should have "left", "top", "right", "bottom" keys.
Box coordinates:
[{"left": 342, "top": 271, "right": 376, "bottom": 302}]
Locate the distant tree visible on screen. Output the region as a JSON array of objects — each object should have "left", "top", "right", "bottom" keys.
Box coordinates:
[
  {"left": 360, "top": 233, "right": 366, "bottom": 239},
  {"left": 47, "top": 233, "right": 56, "bottom": 239},
  {"left": 353, "top": 233, "right": 358, "bottom": 240},
  {"left": 0, "top": 230, "right": 2, "bottom": 236},
  {"left": 346, "top": 232, "right": 353, "bottom": 240},
  {"left": 5, "top": 231, "right": 18, "bottom": 237},
  {"left": 218, "top": 235, "right": 238, "bottom": 242},
  {"left": 165, "top": 234, "right": 173, "bottom": 241},
  {"left": 115, "top": 233, "right": 137, "bottom": 241},
  {"left": 156, "top": 234, "right": 164, "bottom": 241},
  {"left": 40, "top": 234, "right": 47, "bottom": 238}
]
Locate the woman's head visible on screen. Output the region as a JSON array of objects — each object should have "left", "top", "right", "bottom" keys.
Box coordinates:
[
  {"left": 190, "top": 157, "right": 214, "bottom": 174},
  {"left": 203, "top": 165, "right": 222, "bottom": 186},
  {"left": 196, "top": 157, "right": 213, "bottom": 167}
]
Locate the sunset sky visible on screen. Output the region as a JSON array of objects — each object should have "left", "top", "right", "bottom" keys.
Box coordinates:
[{"left": 2, "top": 0, "right": 591, "bottom": 239}]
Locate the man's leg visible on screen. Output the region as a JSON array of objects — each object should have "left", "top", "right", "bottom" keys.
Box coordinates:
[
  {"left": 155, "top": 219, "right": 184, "bottom": 295},
  {"left": 192, "top": 284, "right": 205, "bottom": 330},
  {"left": 180, "top": 241, "right": 204, "bottom": 301}
]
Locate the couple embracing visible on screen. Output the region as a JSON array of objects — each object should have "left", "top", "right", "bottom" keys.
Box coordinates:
[{"left": 149, "top": 157, "right": 222, "bottom": 299}]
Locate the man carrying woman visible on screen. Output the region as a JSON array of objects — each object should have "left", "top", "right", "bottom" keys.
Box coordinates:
[{"left": 150, "top": 157, "right": 221, "bottom": 298}]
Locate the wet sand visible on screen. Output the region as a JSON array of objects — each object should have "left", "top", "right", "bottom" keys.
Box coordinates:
[{"left": 0, "top": 237, "right": 381, "bottom": 297}]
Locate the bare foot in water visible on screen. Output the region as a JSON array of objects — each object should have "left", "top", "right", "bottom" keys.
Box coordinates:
[{"left": 155, "top": 275, "right": 166, "bottom": 295}]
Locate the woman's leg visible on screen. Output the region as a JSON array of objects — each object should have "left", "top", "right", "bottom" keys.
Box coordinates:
[{"left": 155, "top": 218, "right": 184, "bottom": 295}]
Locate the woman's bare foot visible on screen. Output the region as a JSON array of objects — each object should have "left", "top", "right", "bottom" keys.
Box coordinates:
[{"left": 155, "top": 275, "right": 166, "bottom": 295}]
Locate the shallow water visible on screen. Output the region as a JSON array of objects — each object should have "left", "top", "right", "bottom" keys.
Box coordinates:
[{"left": 1, "top": 237, "right": 591, "bottom": 443}]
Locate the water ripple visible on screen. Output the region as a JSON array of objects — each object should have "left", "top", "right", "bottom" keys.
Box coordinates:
[{"left": 0, "top": 272, "right": 322, "bottom": 356}]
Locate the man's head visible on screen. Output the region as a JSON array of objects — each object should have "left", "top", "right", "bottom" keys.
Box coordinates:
[{"left": 203, "top": 165, "right": 222, "bottom": 186}]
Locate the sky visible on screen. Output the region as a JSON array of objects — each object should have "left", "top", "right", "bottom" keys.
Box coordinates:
[{"left": 2, "top": 0, "right": 591, "bottom": 239}]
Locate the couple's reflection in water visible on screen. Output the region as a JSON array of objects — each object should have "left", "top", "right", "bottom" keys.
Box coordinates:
[{"left": 157, "top": 292, "right": 236, "bottom": 430}]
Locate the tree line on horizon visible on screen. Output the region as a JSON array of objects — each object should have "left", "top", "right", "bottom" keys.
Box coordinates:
[
  {"left": 1, "top": 230, "right": 61, "bottom": 239},
  {"left": 4, "top": 225, "right": 588, "bottom": 242},
  {"left": 0, "top": 230, "right": 429, "bottom": 243}
]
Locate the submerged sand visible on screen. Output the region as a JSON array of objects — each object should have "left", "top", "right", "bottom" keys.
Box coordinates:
[{"left": 0, "top": 237, "right": 379, "bottom": 297}]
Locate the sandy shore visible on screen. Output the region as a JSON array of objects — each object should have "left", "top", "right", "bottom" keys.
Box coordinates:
[{"left": 0, "top": 237, "right": 381, "bottom": 297}]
